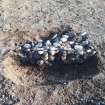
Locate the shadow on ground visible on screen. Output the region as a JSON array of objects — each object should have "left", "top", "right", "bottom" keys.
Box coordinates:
[{"left": 43, "top": 55, "right": 100, "bottom": 85}]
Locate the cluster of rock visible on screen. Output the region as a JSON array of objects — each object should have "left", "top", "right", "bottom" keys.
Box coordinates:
[{"left": 16, "top": 27, "right": 96, "bottom": 66}]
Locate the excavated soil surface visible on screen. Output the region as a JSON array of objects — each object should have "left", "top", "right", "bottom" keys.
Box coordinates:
[{"left": 0, "top": 0, "right": 105, "bottom": 105}]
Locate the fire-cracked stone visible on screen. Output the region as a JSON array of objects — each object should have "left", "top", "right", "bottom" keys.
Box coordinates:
[{"left": 15, "top": 26, "right": 97, "bottom": 66}]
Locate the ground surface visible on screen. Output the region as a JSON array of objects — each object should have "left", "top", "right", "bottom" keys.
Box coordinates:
[{"left": 0, "top": 0, "right": 105, "bottom": 105}]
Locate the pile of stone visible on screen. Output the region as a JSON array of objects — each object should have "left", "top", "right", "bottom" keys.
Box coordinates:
[{"left": 16, "top": 27, "right": 96, "bottom": 66}]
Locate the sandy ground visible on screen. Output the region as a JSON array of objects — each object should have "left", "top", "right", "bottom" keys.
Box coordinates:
[{"left": 0, "top": 0, "right": 105, "bottom": 105}]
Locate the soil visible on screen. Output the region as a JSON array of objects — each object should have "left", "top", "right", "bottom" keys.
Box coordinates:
[{"left": 0, "top": 0, "right": 105, "bottom": 105}]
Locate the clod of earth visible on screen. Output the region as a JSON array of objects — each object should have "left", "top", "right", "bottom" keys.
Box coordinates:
[{"left": 15, "top": 26, "right": 97, "bottom": 66}]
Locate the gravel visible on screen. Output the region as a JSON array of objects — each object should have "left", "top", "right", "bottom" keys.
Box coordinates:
[{"left": 0, "top": 74, "right": 19, "bottom": 105}]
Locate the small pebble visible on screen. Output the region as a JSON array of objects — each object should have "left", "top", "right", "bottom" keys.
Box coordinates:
[
  {"left": 38, "top": 50, "right": 44, "bottom": 55},
  {"left": 23, "top": 44, "right": 31, "bottom": 49},
  {"left": 49, "top": 55, "right": 55, "bottom": 61},
  {"left": 37, "top": 60, "right": 44, "bottom": 66},
  {"left": 81, "top": 32, "right": 87, "bottom": 36},
  {"left": 52, "top": 34, "right": 58, "bottom": 39},
  {"left": 74, "top": 45, "right": 84, "bottom": 55},
  {"left": 46, "top": 40, "right": 51, "bottom": 46},
  {"left": 61, "top": 37, "right": 67, "bottom": 42},
  {"left": 62, "top": 35, "right": 69, "bottom": 38}
]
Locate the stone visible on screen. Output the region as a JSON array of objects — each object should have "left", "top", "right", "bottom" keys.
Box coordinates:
[
  {"left": 49, "top": 50, "right": 56, "bottom": 55},
  {"left": 61, "top": 55, "right": 67, "bottom": 61},
  {"left": 62, "top": 35, "right": 69, "bottom": 39},
  {"left": 23, "top": 44, "right": 31, "bottom": 49},
  {"left": 49, "top": 55, "right": 55, "bottom": 61},
  {"left": 51, "top": 34, "right": 58, "bottom": 40},
  {"left": 81, "top": 32, "right": 87, "bottom": 36},
  {"left": 69, "top": 41, "right": 75, "bottom": 45},
  {"left": 37, "top": 60, "right": 44, "bottom": 66},
  {"left": 46, "top": 40, "right": 51, "bottom": 46},
  {"left": 82, "top": 40, "right": 90, "bottom": 48},
  {"left": 60, "top": 37, "right": 68, "bottom": 42},
  {"left": 74, "top": 45, "right": 84, "bottom": 55},
  {"left": 53, "top": 42, "right": 60, "bottom": 47},
  {"left": 38, "top": 50, "right": 44, "bottom": 55},
  {"left": 43, "top": 52, "right": 48, "bottom": 61}
]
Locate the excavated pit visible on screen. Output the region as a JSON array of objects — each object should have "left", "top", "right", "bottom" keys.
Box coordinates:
[{"left": 2, "top": 30, "right": 100, "bottom": 86}]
